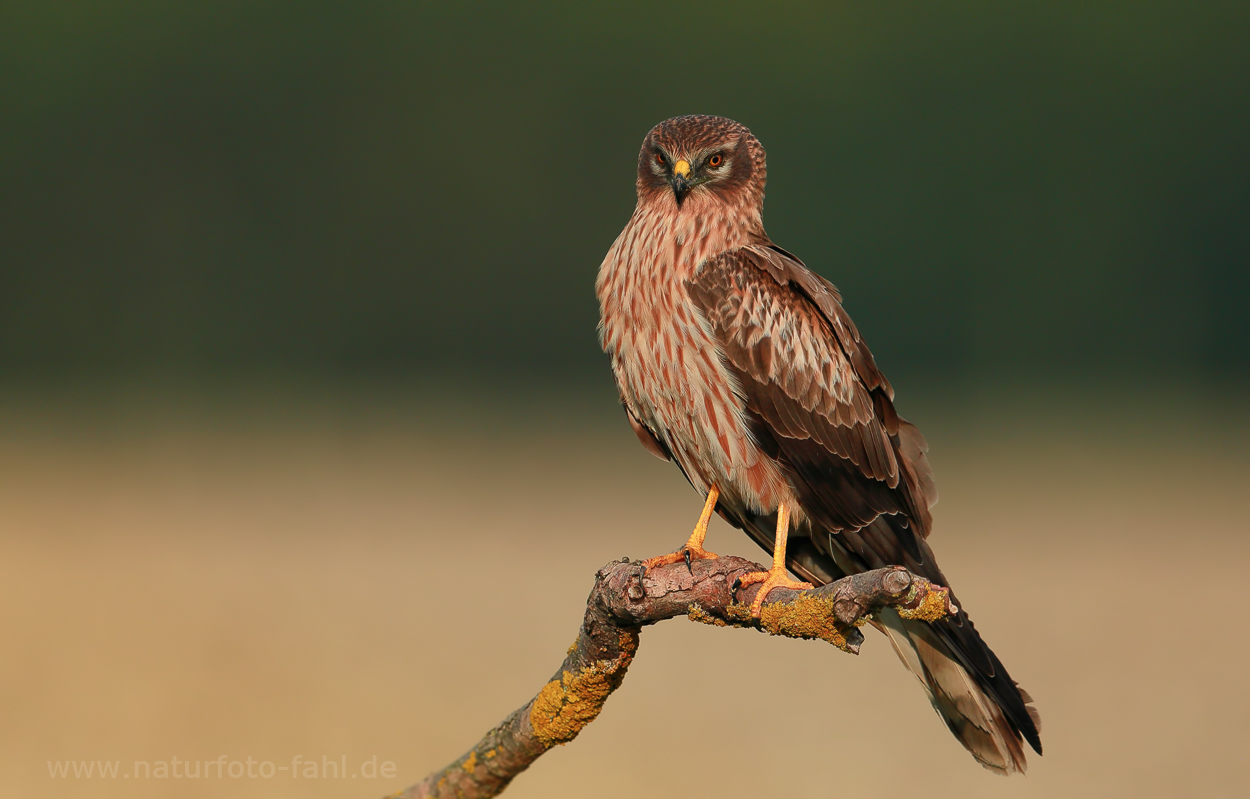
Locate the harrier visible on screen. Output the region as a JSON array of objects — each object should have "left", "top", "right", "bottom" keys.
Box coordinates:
[{"left": 596, "top": 115, "right": 1042, "bottom": 773}]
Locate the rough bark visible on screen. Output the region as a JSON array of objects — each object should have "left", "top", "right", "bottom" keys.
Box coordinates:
[{"left": 387, "top": 555, "right": 955, "bottom": 799}]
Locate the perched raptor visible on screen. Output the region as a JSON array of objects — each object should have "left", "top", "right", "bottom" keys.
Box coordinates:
[{"left": 596, "top": 115, "right": 1042, "bottom": 774}]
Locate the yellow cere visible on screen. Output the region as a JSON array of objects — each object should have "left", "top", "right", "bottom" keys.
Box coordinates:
[{"left": 673, "top": 159, "right": 691, "bottom": 177}]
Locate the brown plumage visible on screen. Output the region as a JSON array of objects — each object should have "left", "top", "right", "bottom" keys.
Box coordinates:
[{"left": 596, "top": 115, "right": 1042, "bottom": 774}]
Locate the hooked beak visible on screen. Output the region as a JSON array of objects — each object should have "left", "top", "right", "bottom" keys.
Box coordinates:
[{"left": 670, "top": 159, "right": 692, "bottom": 205}]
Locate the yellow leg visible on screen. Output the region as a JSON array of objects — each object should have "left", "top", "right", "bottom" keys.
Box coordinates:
[
  {"left": 642, "top": 486, "right": 721, "bottom": 571},
  {"left": 733, "top": 503, "right": 813, "bottom": 616}
]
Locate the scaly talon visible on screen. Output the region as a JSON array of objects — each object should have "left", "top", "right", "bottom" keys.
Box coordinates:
[
  {"left": 737, "top": 566, "right": 814, "bottom": 616},
  {"left": 641, "top": 544, "right": 719, "bottom": 571},
  {"left": 737, "top": 501, "right": 811, "bottom": 617},
  {"left": 640, "top": 486, "right": 721, "bottom": 571}
]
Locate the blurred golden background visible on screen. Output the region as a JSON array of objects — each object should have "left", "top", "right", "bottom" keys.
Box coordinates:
[{"left": 2, "top": 2, "right": 1248, "bottom": 797}]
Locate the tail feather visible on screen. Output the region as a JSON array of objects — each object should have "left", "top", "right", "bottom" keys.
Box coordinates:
[{"left": 876, "top": 608, "right": 1037, "bottom": 775}]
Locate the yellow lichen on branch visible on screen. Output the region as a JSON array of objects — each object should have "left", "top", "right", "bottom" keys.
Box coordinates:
[
  {"left": 529, "top": 663, "right": 619, "bottom": 748},
  {"left": 687, "top": 603, "right": 729, "bottom": 627},
  {"left": 757, "top": 592, "right": 857, "bottom": 651},
  {"left": 690, "top": 595, "right": 861, "bottom": 651},
  {"left": 897, "top": 583, "right": 954, "bottom": 622}
]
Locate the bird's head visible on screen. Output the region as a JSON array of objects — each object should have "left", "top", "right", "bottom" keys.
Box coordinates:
[{"left": 636, "top": 115, "right": 766, "bottom": 214}]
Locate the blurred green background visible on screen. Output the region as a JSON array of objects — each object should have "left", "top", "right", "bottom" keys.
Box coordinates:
[
  {"left": 3, "top": 0, "right": 1247, "bottom": 386},
  {"left": 3, "top": 4, "right": 1250, "bottom": 799}
]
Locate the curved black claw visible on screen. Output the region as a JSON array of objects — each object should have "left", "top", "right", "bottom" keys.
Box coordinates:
[
  {"left": 683, "top": 547, "right": 694, "bottom": 574},
  {"left": 731, "top": 576, "right": 742, "bottom": 593}
]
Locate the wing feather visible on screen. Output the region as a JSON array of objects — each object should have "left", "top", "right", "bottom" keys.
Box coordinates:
[{"left": 686, "top": 245, "right": 922, "bottom": 536}]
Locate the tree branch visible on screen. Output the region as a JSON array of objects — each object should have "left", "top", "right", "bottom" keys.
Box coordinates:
[{"left": 387, "top": 556, "right": 955, "bottom": 799}]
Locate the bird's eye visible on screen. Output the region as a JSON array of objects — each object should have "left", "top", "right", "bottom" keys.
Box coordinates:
[
  {"left": 708, "top": 153, "right": 724, "bottom": 168},
  {"left": 654, "top": 152, "right": 666, "bottom": 167}
]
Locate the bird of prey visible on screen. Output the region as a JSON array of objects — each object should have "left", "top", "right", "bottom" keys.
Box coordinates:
[{"left": 596, "top": 115, "right": 1042, "bottom": 774}]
